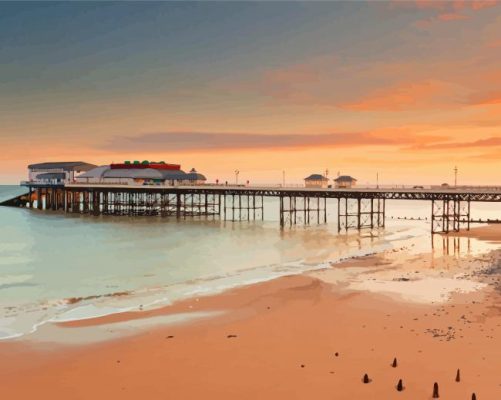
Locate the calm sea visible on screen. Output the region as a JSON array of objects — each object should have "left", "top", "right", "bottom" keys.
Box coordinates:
[{"left": 0, "top": 185, "right": 499, "bottom": 339}]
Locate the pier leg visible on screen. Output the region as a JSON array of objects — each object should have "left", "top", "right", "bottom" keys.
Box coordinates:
[
  {"left": 345, "top": 198, "right": 348, "bottom": 230},
  {"left": 232, "top": 194, "right": 235, "bottom": 221},
  {"left": 253, "top": 194, "right": 256, "bottom": 220},
  {"left": 370, "top": 198, "right": 374, "bottom": 229},
  {"left": 317, "top": 196, "right": 320, "bottom": 224},
  {"left": 382, "top": 198, "right": 386, "bottom": 228},
  {"left": 304, "top": 195, "right": 307, "bottom": 225},
  {"left": 279, "top": 195, "right": 284, "bottom": 228},
  {"left": 337, "top": 198, "right": 341, "bottom": 232},
  {"left": 176, "top": 193, "right": 181, "bottom": 219},
  {"left": 357, "top": 198, "right": 361, "bottom": 230},
  {"left": 83, "top": 191, "right": 89, "bottom": 213},
  {"left": 467, "top": 200, "right": 471, "bottom": 231},
  {"left": 64, "top": 190, "right": 68, "bottom": 212},
  {"left": 51, "top": 188, "right": 56, "bottom": 211}
]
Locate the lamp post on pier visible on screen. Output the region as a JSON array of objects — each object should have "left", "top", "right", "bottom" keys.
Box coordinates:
[
  {"left": 454, "top": 166, "right": 458, "bottom": 187},
  {"left": 235, "top": 170, "right": 240, "bottom": 185}
]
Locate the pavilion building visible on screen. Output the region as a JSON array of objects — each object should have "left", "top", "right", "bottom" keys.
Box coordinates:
[
  {"left": 334, "top": 175, "right": 357, "bottom": 189},
  {"left": 304, "top": 174, "right": 329, "bottom": 189},
  {"left": 27, "top": 162, "right": 97, "bottom": 185},
  {"left": 75, "top": 161, "right": 207, "bottom": 186}
]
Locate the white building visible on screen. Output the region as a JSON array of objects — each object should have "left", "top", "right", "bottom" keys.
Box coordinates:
[
  {"left": 28, "top": 162, "right": 97, "bottom": 185},
  {"left": 75, "top": 165, "right": 207, "bottom": 186}
]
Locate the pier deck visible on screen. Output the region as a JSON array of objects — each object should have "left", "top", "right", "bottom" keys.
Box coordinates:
[{"left": 14, "top": 183, "right": 501, "bottom": 233}]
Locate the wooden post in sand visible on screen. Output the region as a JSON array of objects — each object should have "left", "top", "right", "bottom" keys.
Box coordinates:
[
  {"left": 363, "top": 374, "right": 370, "bottom": 384},
  {"left": 396, "top": 379, "right": 403, "bottom": 391},
  {"left": 433, "top": 382, "right": 439, "bottom": 398},
  {"left": 392, "top": 358, "right": 398, "bottom": 368},
  {"left": 455, "top": 369, "right": 460, "bottom": 382}
]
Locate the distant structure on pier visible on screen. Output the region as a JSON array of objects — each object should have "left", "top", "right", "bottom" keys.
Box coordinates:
[
  {"left": 28, "top": 162, "right": 97, "bottom": 185},
  {"left": 334, "top": 175, "right": 357, "bottom": 189},
  {"left": 75, "top": 161, "right": 207, "bottom": 186},
  {"left": 304, "top": 174, "right": 329, "bottom": 188},
  {"left": 27, "top": 160, "right": 207, "bottom": 186}
]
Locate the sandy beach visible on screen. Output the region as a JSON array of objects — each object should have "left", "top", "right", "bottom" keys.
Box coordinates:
[{"left": 0, "top": 225, "right": 500, "bottom": 400}]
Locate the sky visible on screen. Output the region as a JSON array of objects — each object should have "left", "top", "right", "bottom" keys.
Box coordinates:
[{"left": 0, "top": 0, "right": 500, "bottom": 185}]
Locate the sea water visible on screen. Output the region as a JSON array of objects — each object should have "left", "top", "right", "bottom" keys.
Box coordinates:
[{"left": 0, "top": 185, "right": 499, "bottom": 339}]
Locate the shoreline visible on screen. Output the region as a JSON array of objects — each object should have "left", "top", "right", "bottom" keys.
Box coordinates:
[
  {"left": 0, "top": 221, "right": 422, "bottom": 341},
  {"left": 0, "top": 225, "right": 500, "bottom": 399}
]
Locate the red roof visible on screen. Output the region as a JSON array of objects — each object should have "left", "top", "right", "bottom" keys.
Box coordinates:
[{"left": 110, "top": 163, "right": 181, "bottom": 171}]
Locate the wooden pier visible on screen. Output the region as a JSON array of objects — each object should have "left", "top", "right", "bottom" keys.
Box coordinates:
[{"left": 10, "top": 183, "right": 501, "bottom": 234}]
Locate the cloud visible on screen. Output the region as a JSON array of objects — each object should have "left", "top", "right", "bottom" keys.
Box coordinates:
[
  {"left": 487, "top": 39, "right": 501, "bottom": 48},
  {"left": 338, "top": 80, "right": 464, "bottom": 112},
  {"left": 255, "top": 60, "right": 467, "bottom": 111},
  {"left": 99, "top": 131, "right": 445, "bottom": 153},
  {"left": 396, "top": 0, "right": 500, "bottom": 27},
  {"left": 469, "top": 91, "right": 501, "bottom": 105},
  {"left": 415, "top": 136, "right": 501, "bottom": 149},
  {"left": 255, "top": 56, "right": 338, "bottom": 105},
  {"left": 437, "top": 12, "right": 468, "bottom": 21},
  {"left": 392, "top": 0, "right": 499, "bottom": 12}
]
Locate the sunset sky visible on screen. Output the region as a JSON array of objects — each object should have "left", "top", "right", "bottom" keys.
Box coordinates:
[{"left": 1, "top": 1, "right": 500, "bottom": 185}]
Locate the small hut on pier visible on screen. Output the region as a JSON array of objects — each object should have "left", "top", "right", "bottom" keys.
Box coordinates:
[
  {"left": 334, "top": 175, "right": 357, "bottom": 189},
  {"left": 304, "top": 174, "right": 329, "bottom": 188}
]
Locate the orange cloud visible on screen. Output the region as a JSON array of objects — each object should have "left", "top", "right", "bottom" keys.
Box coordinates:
[
  {"left": 437, "top": 12, "right": 468, "bottom": 21},
  {"left": 487, "top": 39, "right": 501, "bottom": 48},
  {"left": 397, "top": 0, "right": 499, "bottom": 11},
  {"left": 470, "top": 92, "right": 501, "bottom": 105},
  {"left": 402, "top": 0, "right": 499, "bottom": 27},
  {"left": 339, "top": 80, "right": 464, "bottom": 112},
  {"left": 99, "top": 131, "right": 444, "bottom": 153},
  {"left": 415, "top": 136, "right": 501, "bottom": 149},
  {"left": 257, "top": 56, "right": 338, "bottom": 104}
]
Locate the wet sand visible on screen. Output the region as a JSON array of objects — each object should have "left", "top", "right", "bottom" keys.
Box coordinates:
[
  {"left": 451, "top": 223, "right": 501, "bottom": 244},
  {"left": 0, "top": 225, "right": 500, "bottom": 399}
]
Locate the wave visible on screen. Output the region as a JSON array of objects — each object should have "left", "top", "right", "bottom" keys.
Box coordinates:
[{"left": 0, "top": 224, "right": 428, "bottom": 341}]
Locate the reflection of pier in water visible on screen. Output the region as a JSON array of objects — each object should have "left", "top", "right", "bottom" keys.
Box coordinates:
[
  {"left": 5, "top": 184, "right": 501, "bottom": 234},
  {"left": 432, "top": 235, "right": 471, "bottom": 255}
]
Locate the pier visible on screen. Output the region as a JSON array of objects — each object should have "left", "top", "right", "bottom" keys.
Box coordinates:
[{"left": 10, "top": 183, "right": 501, "bottom": 234}]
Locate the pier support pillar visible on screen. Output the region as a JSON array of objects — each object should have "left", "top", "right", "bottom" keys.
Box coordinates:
[
  {"left": 338, "top": 197, "right": 385, "bottom": 232},
  {"left": 431, "top": 198, "right": 470, "bottom": 234},
  {"left": 176, "top": 193, "right": 181, "bottom": 218},
  {"left": 36, "top": 188, "right": 42, "bottom": 210},
  {"left": 279, "top": 194, "right": 326, "bottom": 228}
]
